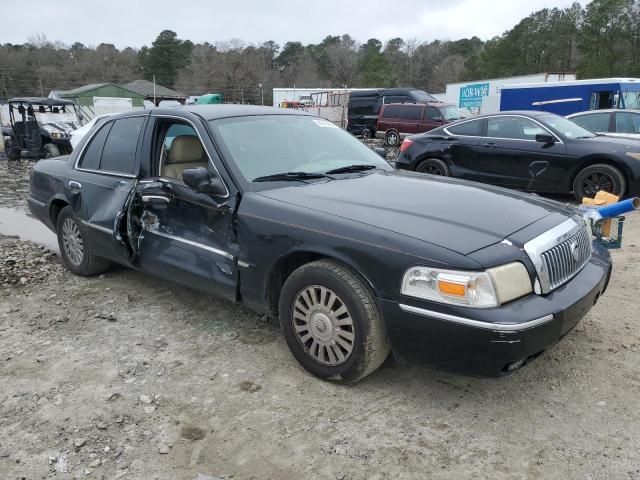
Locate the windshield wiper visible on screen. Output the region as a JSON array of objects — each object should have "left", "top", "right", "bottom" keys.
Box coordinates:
[
  {"left": 325, "top": 164, "right": 378, "bottom": 175},
  {"left": 252, "top": 171, "right": 330, "bottom": 182}
]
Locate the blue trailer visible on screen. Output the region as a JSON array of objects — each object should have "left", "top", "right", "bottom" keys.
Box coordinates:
[{"left": 500, "top": 78, "right": 640, "bottom": 115}]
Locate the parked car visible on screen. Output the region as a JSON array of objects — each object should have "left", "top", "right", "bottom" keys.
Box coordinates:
[
  {"left": 70, "top": 113, "right": 116, "bottom": 150},
  {"left": 347, "top": 88, "right": 436, "bottom": 139},
  {"left": 376, "top": 102, "right": 468, "bottom": 146},
  {"left": 567, "top": 109, "right": 640, "bottom": 139},
  {"left": 28, "top": 105, "right": 611, "bottom": 382},
  {"left": 3, "top": 97, "right": 81, "bottom": 160},
  {"left": 395, "top": 110, "right": 640, "bottom": 201}
]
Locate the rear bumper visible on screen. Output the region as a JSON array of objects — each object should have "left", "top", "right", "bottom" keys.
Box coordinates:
[
  {"left": 27, "top": 195, "right": 55, "bottom": 232},
  {"left": 379, "top": 246, "right": 612, "bottom": 376}
]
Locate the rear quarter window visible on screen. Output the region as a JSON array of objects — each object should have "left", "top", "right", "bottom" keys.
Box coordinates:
[
  {"left": 446, "top": 119, "right": 482, "bottom": 136},
  {"left": 78, "top": 122, "right": 112, "bottom": 170}
]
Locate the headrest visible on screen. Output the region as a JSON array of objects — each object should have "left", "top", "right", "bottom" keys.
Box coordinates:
[{"left": 167, "top": 135, "right": 204, "bottom": 164}]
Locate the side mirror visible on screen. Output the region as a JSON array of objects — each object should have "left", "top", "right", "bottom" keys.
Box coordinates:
[
  {"left": 535, "top": 133, "right": 555, "bottom": 144},
  {"left": 182, "top": 167, "right": 226, "bottom": 196},
  {"left": 374, "top": 147, "right": 386, "bottom": 158}
]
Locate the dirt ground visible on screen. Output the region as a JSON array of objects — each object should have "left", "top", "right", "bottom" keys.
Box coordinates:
[{"left": 1, "top": 156, "right": 639, "bottom": 480}]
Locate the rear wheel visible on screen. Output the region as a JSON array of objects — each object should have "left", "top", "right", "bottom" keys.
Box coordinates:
[
  {"left": 4, "top": 138, "right": 20, "bottom": 160},
  {"left": 361, "top": 128, "right": 372, "bottom": 140},
  {"left": 416, "top": 158, "right": 450, "bottom": 176},
  {"left": 385, "top": 130, "right": 400, "bottom": 147},
  {"left": 43, "top": 143, "right": 61, "bottom": 158},
  {"left": 56, "top": 206, "right": 110, "bottom": 276},
  {"left": 279, "top": 260, "right": 389, "bottom": 384},
  {"left": 572, "top": 164, "right": 625, "bottom": 201}
]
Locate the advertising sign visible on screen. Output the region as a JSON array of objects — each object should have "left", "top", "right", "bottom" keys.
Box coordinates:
[{"left": 459, "top": 83, "right": 490, "bottom": 108}]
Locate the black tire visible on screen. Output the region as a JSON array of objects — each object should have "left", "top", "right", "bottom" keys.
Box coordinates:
[
  {"left": 385, "top": 130, "right": 400, "bottom": 147},
  {"left": 361, "top": 128, "right": 371, "bottom": 140},
  {"left": 572, "top": 164, "right": 626, "bottom": 202},
  {"left": 4, "top": 138, "right": 20, "bottom": 160},
  {"left": 416, "top": 158, "right": 450, "bottom": 176},
  {"left": 279, "top": 260, "right": 390, "bottom": 384},
  {"left": 43, "top": 143, "right": 61, "bottom": 158},
  {"left": 56, "top": 206, "right": 110, "bottom": 276}
]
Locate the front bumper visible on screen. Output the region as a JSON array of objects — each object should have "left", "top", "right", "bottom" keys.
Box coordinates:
[{"left": 379, "top": 246, "right": 612, "bottom": 376}]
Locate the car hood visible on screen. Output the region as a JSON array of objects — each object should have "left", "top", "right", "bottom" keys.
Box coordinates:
[
  {"left": 257, "top": 170, "right": 575, "bottom": 255},
  {"left": 579, "top": 135, "right": 640, "bottom": 150}
]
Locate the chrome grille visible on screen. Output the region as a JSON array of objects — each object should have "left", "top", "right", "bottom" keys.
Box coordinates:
[
  {"left": 524, "top": 217, "right": 593, "bottom": 294},
  {"left": 540, "top": 226, "right": 592, "bottom": 291}
]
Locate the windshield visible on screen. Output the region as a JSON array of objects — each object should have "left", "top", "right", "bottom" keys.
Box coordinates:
[
  {"left": 441, "top": 106, "right": 468, "bottom": 121},
  {"left": 541, "top": 114, "right": 596, "bottom": 139},
  {"left": 411, "top": 90, "right": 436, "bottom": 102},
  {"left": 209, "top": 115, "right": 391, "bottom": 182}
]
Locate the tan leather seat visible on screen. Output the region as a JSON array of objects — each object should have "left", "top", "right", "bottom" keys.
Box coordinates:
[{"left": 163, "top": 135, "right": 208, "bottom": 179}]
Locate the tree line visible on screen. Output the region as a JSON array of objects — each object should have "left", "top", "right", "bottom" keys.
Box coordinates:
[{"left": 1, "top": 0, "right": 639, "bottom": 105}]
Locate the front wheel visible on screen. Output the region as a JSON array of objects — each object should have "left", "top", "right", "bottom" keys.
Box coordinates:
[
  {"left": 279, "top": 260, "right": 389, "bottom": 384},
  {"left": 360, "top": 128, "right": 372, "bottom": 140},
  {"left": 56, "top": 206, "right": 110, "bottom": 276},
  {"left": 385, "top": 130, "right": 400, "bottom": 147},
  {"left": 43, "top": 143, "right": 61, "bottom": 158},
  {"left": 572, "top": 164, "right": 625, "bottom": 202}
]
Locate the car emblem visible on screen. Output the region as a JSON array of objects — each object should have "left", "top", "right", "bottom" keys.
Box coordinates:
[{"left": 570, "top": 241, "right": 580, "bottom": 263}]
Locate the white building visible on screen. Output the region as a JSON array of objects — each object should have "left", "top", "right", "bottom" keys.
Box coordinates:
[{"left": 438, "top": 73, "right": 577, "bottom": 115}]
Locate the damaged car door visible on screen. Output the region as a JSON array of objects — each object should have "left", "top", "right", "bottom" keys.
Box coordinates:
[
  {"left": 72, "top": 115, "right": 147, "bottom": 264},
  {"left": 126, "top": 118, "right": 238, "bottom": 301}
]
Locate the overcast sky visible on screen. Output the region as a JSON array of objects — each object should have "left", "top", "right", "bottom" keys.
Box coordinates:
[{"left": 2, "top": 0, "right": 589, "bottom": 49}]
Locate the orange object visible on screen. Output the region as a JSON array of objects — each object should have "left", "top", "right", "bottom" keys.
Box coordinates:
[
  {"left": 438, "top": 280, "right": 466, "bottom": 297},
  {"left": 582, "top": 191, "right": 619, "bottom": 236}
]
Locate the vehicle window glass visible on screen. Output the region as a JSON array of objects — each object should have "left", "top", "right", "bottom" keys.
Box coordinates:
[
  {"left": 382, "top": 105, "right": 401, "bottom": 118},
  {"left": 571, "top": 113, "right": 610, "bottom": 133},
  {"left": 424, "top": 106, "right": 442, "bottom": 121},
  {"left": 447, "top": 119, "right": 482, "bottom": 136},
  {"left": 210, "top": 115, "right": 390, "bottom": 182},
  {"left": 487, "top": 117, "right": 547, "bottom": 140},
  {"left": 615, "top": 112, "right": 640, "bottom": 134},
  {"left": 349, "top": 99, "right": 376, "bottom": 115},
  {"left": 79, "top": 121, "right": 112, "bottom": 170},
  {"left": 100, "top": 117, "right": 145, "bottom": 173},
  {"left": 401, "top": 106, "right": 423, "bottom": 120},
  {"left": 410, "top": 90, "right": 437, "bottom": 101},
  {"left": 540, "top": 114, "right": 594, "bottom": 139},
  {"left": 383, "top": 96, "right": 405, "bottom": 104}
]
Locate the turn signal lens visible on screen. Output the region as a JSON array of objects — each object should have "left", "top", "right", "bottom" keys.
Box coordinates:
[
  {"left": 437, "top": 279, "right": 466, "bottom": 297},
  {"left": 399, "top": 138, "right": 414, "bottom": 152}
]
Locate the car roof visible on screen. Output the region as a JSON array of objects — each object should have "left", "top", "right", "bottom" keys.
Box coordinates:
[
  {"left": 164, "top": 104, "right": 314, "bottom": 121},
  {"left": 567, "top": 109, "right": 640, "bottom": 117},
  {"left": 382, "top": 102, "right": 451, "bottom": 108},
  {"left": 9, "top": 97, "right": 76, "bottom": 106}
]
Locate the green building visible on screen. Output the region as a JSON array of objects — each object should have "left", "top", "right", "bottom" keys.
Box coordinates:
[{"left": 55, "top": 83, "right": 145, "bottom": 108}]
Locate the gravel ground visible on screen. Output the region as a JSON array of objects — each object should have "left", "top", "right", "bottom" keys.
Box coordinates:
[{"left": 0, "top": 157, "right": 639, "bottom": 480}]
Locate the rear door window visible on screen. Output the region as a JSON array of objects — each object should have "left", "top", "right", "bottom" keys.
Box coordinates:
[
  {"left": 400, "top": 106, "right": 423, "bottom": 120},
  {"left": 571, "top": 112, "right": 611, "bottom": 133},
  {"left": 99, "top": 117, "right": 145, "bottom": 174},
  {"left": 446, "top": 119, "right": 482, "bottom": 136},
  {"left": 78, "top": 122, "right": 112, "bottom": 170}
]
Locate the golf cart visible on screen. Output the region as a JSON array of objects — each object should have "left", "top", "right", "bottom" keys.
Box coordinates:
[{"left": 3, "top": 97, "right": 82, "bottom": 160}]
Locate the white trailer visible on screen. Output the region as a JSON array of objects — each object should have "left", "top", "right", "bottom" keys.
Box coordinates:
[{"left": 439, "top": 73, "right": 577, "bottom": 115}]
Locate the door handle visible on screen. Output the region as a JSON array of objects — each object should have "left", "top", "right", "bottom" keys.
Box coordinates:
[
  {"left": 141, "top": 195, "right": 170, "bottom": 204},
  {"left": 68, "top": 181, "right": 82, "bottom": 190},
  {"left": 481, "top": 142, "right": 497, "bottom": 147}
]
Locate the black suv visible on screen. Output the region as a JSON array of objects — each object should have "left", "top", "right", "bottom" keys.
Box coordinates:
[{"left": 347, "top": 88, "right": 436, "bottom": 139}]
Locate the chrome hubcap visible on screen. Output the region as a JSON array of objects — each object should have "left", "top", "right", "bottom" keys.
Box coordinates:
[
  {"left": 293, "top": 285, "right": 355, "bottom": 366},
  {"left": 62, "top": 218, "right": 84, "bottom": 266}
]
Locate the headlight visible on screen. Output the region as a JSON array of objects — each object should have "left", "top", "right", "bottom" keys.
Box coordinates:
[
  {"left": 401, "top": 262, "right": 532, "bottom": 308},
  {"left": 51, "top": 132, "right": 60, "bottom": 138}
]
